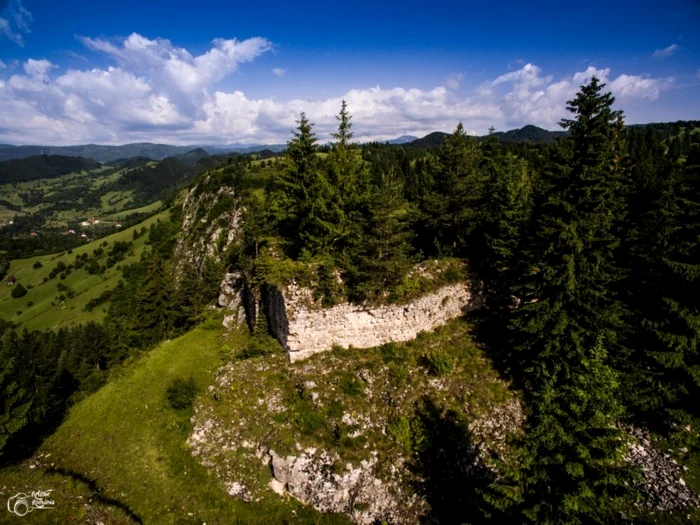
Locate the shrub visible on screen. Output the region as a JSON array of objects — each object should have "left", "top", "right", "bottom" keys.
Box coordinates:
[
  {"left": 239, "top": 310, "right": 280, "bottom": 359},
  {"left": 33, "top": 261, "right": 43, "bottom": 269},
  {"left": 27, "top": 301, "right": 33, "bottom": 307},
  {"left": 388, "top": 363, "right": 409, "bottom": 387},
  {"left": 423, "top": 351, "right": 454, "bottom": 377},
  {"left": 239, "top": 334, "right": 279, "bottom": 359},
  {"left": 166, "top": 376, "right": 199, "bottom": 410},
  {"left": 11, "top": 283, "right": 27, "bottom": 299},
  {"left": 339, "top": 374, "right": 365, "bottom": 397},
  {"left": 387, "top": 417, "right": 413, "bottom": 451},
  {"left": 294, "top": 400, "right": 326, "bottom": 434},
  {"left": 57, "top": 282, "right": 68, "bottom": 292}
]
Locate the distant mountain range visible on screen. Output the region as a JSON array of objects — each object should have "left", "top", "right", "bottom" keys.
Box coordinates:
[
  {"left": 0, "top": 142, "right": 286, "bottom": 163},
  {"left": 1, "top": 121, "right": 696, "bottom": 163},
  {"left": 387, "top": 135, "right": 419, "bottom": 145}
]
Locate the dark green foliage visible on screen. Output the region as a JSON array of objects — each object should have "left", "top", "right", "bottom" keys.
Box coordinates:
[
  {"left": 83, "top": 289, "right": 113, "bottom": 312},
  {"left": 0, "top": 328, "right": 31, "bottom": 455},
  {"left": 473, "top": 130, "right": 533, "bottom": 307},
  {"left": 503, "top": 78, "right": 634, "bottom": 523},
  {"left": 422, "top": 350, "right": 454, "bottom": 376},
  {"left": 165, "top": 376, "right": 199, "bottom": 410},
  {"left": 619, "top": 146, "right": 700, "bottom": 421},
  {"left": 239, "top": 308, "right": 280, "bottom": 359},
  {"left": 343, "top": 168, "right": 416, "bottom": 301},
  {"left": 0, "top": 155, "right": 100, "bottom": 183},
  {"left": 32, "top": 261, "right": 43, "bottom": 269},
  {"left": 10, "top": 283, "right": 27, "bottom": 299},
  {"left": 421, "top": 122, "right": 484, "bottom": 256}
]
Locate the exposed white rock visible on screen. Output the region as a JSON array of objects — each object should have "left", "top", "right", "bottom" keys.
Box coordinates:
[
  {"left": 218, "top": 272, "right": 246, "bottom": 327},
  {"left": 267, "top": 281, "right": 482, "bottom": 362},
  {"left": 173, "top": 180, "right": 241, "bottom": 278},
  {"left": 266, "top": 449, "right": 404, "bottom": 525}
]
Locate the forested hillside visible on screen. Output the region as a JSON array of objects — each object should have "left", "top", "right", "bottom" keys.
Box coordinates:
[
  {"left": 0, "top": 155, "right": 101, "bottom": 183},
  {"left": 0, "top": 78, "right": 699, "bottom": 524}
]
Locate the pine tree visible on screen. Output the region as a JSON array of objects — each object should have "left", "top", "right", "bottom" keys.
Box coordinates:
[
  {"left": 270, "top": 112, "right": 344, "bottom": 256},
  {"left": 345, "top": 167, "right": 415, "bottom": 301},
  {"left": 476, "top": 129, "right": 533, "bottom": 305},
  {"left": 421, "top": 122, "right": 483, "bottom": 256},
  {"left": 0, "top": 330, "right": 31, "bottom": 455},
  {"left": 507, "top": 78, "right": 633, "bottom": 523},
  {"left": 621, "top": 146, "right": 700, "bottom": 420}
]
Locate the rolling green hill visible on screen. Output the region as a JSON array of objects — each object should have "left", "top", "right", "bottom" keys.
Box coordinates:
[
  {"left": 0, "top": 210, "right": 169, "bottom": 331},
  {"left": 0, "top": 155, "right": 102, "bottom": 184}
]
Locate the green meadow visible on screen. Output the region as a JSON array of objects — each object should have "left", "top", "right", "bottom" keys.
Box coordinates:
[{"left": 0, "top": 210, "right": 169, "bottom": 331}]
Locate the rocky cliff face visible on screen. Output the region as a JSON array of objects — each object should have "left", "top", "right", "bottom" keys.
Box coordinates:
[
  {"left": 173, "top": 175, "right": 241, "bottom": 277},
  {"left": 262, "top": 281, "right": 483, "bottom": 362}
]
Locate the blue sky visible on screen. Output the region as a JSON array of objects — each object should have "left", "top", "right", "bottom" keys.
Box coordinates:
[{"left": 0, "top": 0, "right": 698, "bottom": 145}]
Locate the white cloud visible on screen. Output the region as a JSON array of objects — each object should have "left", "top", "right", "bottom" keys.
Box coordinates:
[
  {"left": 0, "top": 0, "right": 32, "bottom": 46},
  {"left": 272, "top": 67, "right": 287, "bottom": 77},
  {"left": 23, "top": 59, "right": 53, "bottom": 80},
  {"left": 0, "top": 35, "right": 675, "bottom": 145},
  {"left": 0, "top": 60, "right": 6, "bottom": 69},
  {"left": 653, "top": 44, "right": 680, "bottom": 58},
  {"left": 444, "top": 72, "right": 463, "bottom": 90}
]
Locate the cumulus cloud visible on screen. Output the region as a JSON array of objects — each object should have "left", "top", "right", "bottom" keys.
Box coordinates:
[
  {"left": 272, "top": 67, "right": 287, "bottom": 77},
  {"left": 0, "top": 34, "right": 675, "bottom": 145},
  {"left": 444, "top": 73, "right": 463, "bottom": 90},
  {"left": 653, "top": 43, "right": 680, "bottom": 58},
  {"left": 0, "top": 0, "right": 32, "bottom": 46}
]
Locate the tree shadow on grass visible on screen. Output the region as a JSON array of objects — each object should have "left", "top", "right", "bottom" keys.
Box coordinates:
[{"left": 410, "top": 397, "right": 501, "bottom": 525}]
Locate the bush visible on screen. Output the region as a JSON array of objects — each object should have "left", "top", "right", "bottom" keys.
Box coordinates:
[
  {"left": 339, "top": 374, "right": 365, "bottom": 397},
  {"left": 239, "top": 333, "right": 279, "bottom": 359},
  {"left": 387, "top": 417, "right": 412, "bottom": 451},
  {"left": 388, "top": 362, "right": 409, "bottom": 387},
  {"left": 33, "top": 261, "right": 43, "bottom": 269},
  {"left": 423, "top": 351, "right": 454, "bottom": 377},
  {"left": 11, "top": 283, "right": 27, "bottom": 299},
  {"left": 166, "top": 376, "right": 199, "bottom": 410}
]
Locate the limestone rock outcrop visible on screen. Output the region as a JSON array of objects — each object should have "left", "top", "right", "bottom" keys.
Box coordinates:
[
  {"left": 173, "top": 177, "right": 241, "bottom": 277},
  {"left": 264, "top": 280, "right": 483, "bottom": 362}
]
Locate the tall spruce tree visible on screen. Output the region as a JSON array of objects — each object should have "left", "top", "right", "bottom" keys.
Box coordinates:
[
  {"left": 507, "top": 78, "right": 633, "bottom": 523},
  {"left": 271, "top": 112, "right": 344, "bottom": 256},
  {"left": 422, "top": 122, "right": 483, "bottom": 256},
  {"left": 326, "top": 100, "right": 367, "bottom": 251},
  {"left": 621, "top": 146, "right": 700, "bottom": 421},
  {"left": 476, "top": 129, "right": 533, "bottom": 306},
  {"left": 345, "top": 166, "right": 415, "bottom": 301}
]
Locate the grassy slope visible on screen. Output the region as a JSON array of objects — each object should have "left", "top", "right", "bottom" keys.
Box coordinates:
[
  {"left": 0, "top": 319, "right": 346, "bottom": 524},
  {"left": 0, "top": 163, "right": 160, "bottom": 227},
  {"left": 0, "top": 211, "right": 169, "bottom": 331},
  {"left": 103, "top": 200, "right": 162, "bottom": 221}
]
